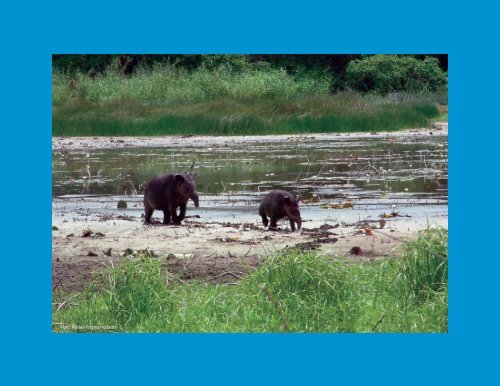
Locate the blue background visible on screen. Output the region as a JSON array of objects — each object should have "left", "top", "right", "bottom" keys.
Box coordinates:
[{"left": 1, "top": 0, "right": 498, "bottom": 384}]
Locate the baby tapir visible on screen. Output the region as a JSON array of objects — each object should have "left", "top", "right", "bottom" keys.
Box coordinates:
[
  {"left": 144, "top": 173, "right": 200, "bottom": 225},
  {"left": 259, "top": 190, "right": 302, "bottom": 231}
]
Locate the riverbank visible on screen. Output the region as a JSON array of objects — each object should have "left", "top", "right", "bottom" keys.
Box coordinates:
[
  {"left": 52, "top": 125, "right": 448, "bottom": 292},
  {"left": 52, "top": 123, "right": 447, "bottom": 152},
  {"left": 52, "top": 228, "right": 448, "bottom": 333},
  {"left": 52, "top": 191, "right": 447, "bottom": 293},
  {"left": 52, "top": 126, "right": 448, "bottom": 332}
]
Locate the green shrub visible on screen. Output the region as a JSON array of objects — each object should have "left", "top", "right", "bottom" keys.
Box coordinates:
[{"left": 346, "top": 55, "right": 448, "bottom": 94}]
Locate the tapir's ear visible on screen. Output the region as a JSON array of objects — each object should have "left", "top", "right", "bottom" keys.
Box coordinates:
[
  {"left": 283, "top": 197, "right": 292, "bottom": 205},
  {"left": 174, "top": 174, "right": 186, "bottom": 183},
  {"left": 295, "top": 195, "right": 301, "bottom": 203}
]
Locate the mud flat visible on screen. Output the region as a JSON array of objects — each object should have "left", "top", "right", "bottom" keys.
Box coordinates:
[
  {"left": 52, "top": 200, "right": 447, "bottom": 292},
  {"left": 52, "top": 126, "right": 447, "bottom": 153}
]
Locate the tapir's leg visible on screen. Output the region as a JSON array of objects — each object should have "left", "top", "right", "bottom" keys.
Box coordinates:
[
  {"left": 269, "top": 216, "right": 278, "bottom": 230},
  {"left": 178, "top": 204, "right": 187, "bottom": 222},
  {"left": 162, "top": 208, "right": 171, "bottom": 224},
  {"left": 170, "top": 204, "right": 181, "bottom": 225},
  {"left": 259, "top": 207, "right": 269, "bottom": 227},
  {"left": 144, "top": 204, "right": 154, "bottom": 225}
]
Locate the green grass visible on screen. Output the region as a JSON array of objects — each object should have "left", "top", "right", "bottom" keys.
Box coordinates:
[
  {"left": 52, "top": 227, "right": 448, "bottom": 333},
  {"left": 52, "top": 65, "right": 441, "bottom": 136},
  {"left": 52, "top": 106, "right": 438, "bottom": 136},
  {"left": 52, "top": 64, "right": 332, "bottom": 105},
  {"left": 396, "top": 227, "right": 448, "bottom": 303}
]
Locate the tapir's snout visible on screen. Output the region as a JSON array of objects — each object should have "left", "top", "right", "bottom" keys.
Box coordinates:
[{"left": 191, "top": 193, "right": 200, "bottom": 208}]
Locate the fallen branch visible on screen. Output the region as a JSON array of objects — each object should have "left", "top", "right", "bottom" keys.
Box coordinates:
[
  {"left": 205, "top": 271, "right": 243, "bottom": 282},
  {"left": 203, "top": 251, "right": 217, "bottom": 259}
]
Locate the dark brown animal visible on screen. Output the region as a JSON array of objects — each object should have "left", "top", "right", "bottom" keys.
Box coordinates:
[
  {"left": 144, "top": 173, "right": 199, "bottom": 225},
  {"left": 259, "top": 190, "right": 302, "bottom": 231}
]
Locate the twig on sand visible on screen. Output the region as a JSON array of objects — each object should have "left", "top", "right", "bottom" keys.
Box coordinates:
[{"left": 203, "top": 251, "right": 217, "bottom": 259}]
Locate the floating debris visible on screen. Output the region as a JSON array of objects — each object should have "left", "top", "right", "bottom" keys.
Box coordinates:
[
  {"left": 379, "top": 212, "right": 411, "bottom": 218},
  {"left": 320, "top": 201, "right": 353, "bottom": 209},
  {"left": 302, "top": 196, "right": 319, "bottom": 204}
]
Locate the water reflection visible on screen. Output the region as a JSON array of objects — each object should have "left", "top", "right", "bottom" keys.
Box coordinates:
[{"left": 52, "top": 135, "right": 448, "bottom": 202}]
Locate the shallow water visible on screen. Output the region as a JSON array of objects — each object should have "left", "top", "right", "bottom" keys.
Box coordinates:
[
  {"left": 53, "top": 135, "right": 447, "bottom": 198},
  {"left": 52, "top": 134, "right": 447, "bottom": 225}
]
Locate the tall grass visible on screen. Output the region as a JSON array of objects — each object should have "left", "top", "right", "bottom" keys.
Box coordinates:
[
  {"left": 52, "top": 64, "right": 441, "bottom": 136},
  {"left": 396, "top": 227, "right": 448, "bottom": 302},
  {"left": 53, "top": 106, "right": 438, "bottom": 136},
  {"left": 53, "top": 64, "right": 331, "bottom": 105},
  {"left": 53, "top": 228, "right": 448, "bottom": 333},
  {"left": 102, "top": 256, "right": 171, "bottom": 324}
]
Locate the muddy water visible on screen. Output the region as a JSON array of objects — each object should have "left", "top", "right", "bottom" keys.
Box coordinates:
[{"left": 52, "top": 134, "right": 448, "bottom": 226}]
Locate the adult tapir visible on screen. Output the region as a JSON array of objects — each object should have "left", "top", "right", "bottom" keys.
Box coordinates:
[{"left": 143, "top": 173, "right": 200, "bottom": 225}]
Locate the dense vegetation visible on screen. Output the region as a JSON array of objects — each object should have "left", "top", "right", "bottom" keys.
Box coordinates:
[
  {"left": 53, "top": 55, "right": 446, "bottom": 136},
  {"left": 346, "top": 55, "right": 447, "bottom": 94},
  {"left": 53, "top": 228, "right": 448, "bottom": 333},
  {"left": 53, "top": 54, "right": 448, "bottom": 86}
]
